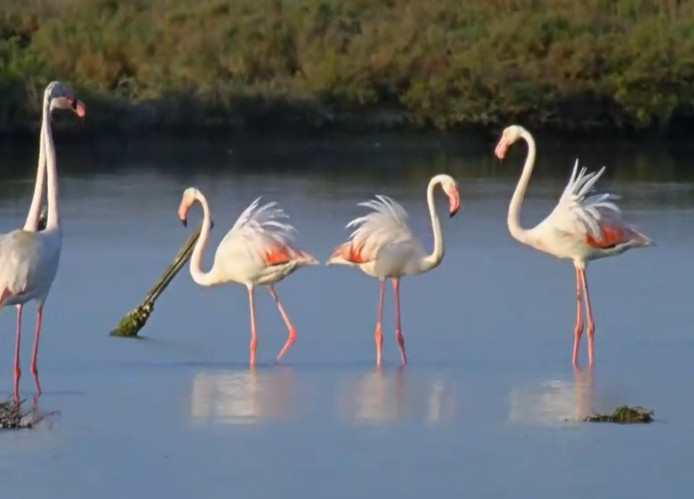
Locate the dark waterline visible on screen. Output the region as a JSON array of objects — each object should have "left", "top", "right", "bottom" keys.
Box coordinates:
[{"left": 2, "top": 132, "right": 694, "bottom": 181}]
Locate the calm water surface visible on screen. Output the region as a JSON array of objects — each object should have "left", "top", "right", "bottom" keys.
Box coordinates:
[{"left": 0, "top": 135, "right": 692, "bottom": 498}]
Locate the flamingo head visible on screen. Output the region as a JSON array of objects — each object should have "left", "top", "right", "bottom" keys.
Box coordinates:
[
  {"left": 494, "top": 124, "right": 525, "bottom": 160},
  {"left": 435, "top": 174, "right": 460, "bottom": 217},
  {"left": 178, "top": 187, "right": 214, "bottom": 229},
  {"left": 46, "top": 81, "right": 86, "bottom": 119}
]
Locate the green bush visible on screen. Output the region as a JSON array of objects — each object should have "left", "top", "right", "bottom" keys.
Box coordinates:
[{"left": 1, "top": 0, "right": 694, "bottom": 134}]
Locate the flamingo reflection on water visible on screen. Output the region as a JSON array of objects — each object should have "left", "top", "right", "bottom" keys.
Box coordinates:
[
  {"left": 0, "top": 82, "right": 85, "bottom": 398},
  {"left": 327, "top": 174, "right": 460, "bottom": 366},
  {"left": 495, "top": 125, "right": 652, "bottom": 367},
  {"left": 178, "top": 188, "right": 318, "bottom": 366}
]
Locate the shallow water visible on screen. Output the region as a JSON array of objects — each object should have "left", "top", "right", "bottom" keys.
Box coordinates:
[{"left": 0, "top": 135, "right": 692, "bottom": 498}]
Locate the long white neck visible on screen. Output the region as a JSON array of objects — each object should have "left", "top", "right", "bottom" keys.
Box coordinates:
[
  {"left": 507, "top": 129, "right": 536, "bottom": 244},
  {"left": 44, "top": 98, "right": 60, "bottom": 231},
  {"left": 23, "top": 104, "right": 47, "bottom": 231},
  {"left": 421, "top": 177, "right": 445, "bottom": 271},
  {"left": 188, "top": 192, "right": 218, "bottom": 287}
]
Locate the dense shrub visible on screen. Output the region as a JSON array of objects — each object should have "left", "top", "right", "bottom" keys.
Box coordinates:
[{"left": 1, "top": 0, "right": 693, "bottom": 135}]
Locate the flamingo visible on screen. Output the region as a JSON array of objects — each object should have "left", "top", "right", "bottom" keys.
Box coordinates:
[
  {"left": 327, "top": 174, "right": 460, "bottom": 366},
  {"left": 0, "top": 81, "right": 85, "bottom": 398},
  {"left": 178, "top": 187, "right": 318, "bottom": 366},
  {"left": 494, "top": 124, "right": 652, "bottom": 367}
]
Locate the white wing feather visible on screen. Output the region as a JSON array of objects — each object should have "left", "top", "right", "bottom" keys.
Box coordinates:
[
  {"left": 541, "top": 159, "right": 622, "bottom": 239},
  {"left": 0, "top": 230, "right": 56, "bottom": 303},
  {"left": 345, "top": 195, "right": 417, "bottom": 260},
  {"left": 217, "top": 197, "right": 298, "bottom": 262}
]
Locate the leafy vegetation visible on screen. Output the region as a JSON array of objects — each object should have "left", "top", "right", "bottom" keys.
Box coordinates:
[
  {"left": 583, "top": 405, "right": 654, "bottom": 424},
  {"left": 1, "top": 0, "right": 694, "bottom": 136}
]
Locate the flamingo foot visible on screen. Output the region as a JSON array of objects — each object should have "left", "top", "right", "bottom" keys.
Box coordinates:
[
  {"left": 396, "top": 330, "right": 407, "bottom": 365},
  {"left": 276, "top": 328, "right": 297, "bottom": 362},
  {"left": 13, "top": 302, "right": 23, "bottom": 402},
  {"left": 33, "top": 371, "right": 42, "bottom": 397},
  {"left": 31, "top": 355, "right": 41, "bottom": 396},
  {"left": 13, "top": 368, "right": 21, "bottom": 402},
  {"left": 587, "top": 323, "right": 595, "bottom": 367},
  {"left": 375, "top": 324, "right": 383, "bottom": 367},
  {"left": 30, "top": 306, "right": 43, "bottom": 381},
  {"left": 250, "top": 339, "right": 258, "bottom": 367},
  {"left": 572, "top": 323, "right": 583, "bottom": 367},
  {"left": 572, "top": 265, "right": 585, "bottom": 367}
]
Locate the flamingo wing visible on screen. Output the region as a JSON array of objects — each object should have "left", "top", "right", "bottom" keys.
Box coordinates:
[
  {"left": 216, "top": 197, "right": 309, "bottom": 267},
  {"left": 332, "top": 195, "right": 419, "bottom": 263},
  {"left": 540, "top": 160, "right": 628, "bottom": 245},
  {"left": 0, "top": 231, "right": 43, "bottom": 299}
]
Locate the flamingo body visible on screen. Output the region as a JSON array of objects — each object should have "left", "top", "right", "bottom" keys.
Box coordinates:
[
  {"left": 328, "top": 196, "right": 427, "bottom": 278},
  {"left": 179, "top": 188, "right": 317, "bottom": 366},
  {"left": 518, "top": 162, "right": 650, "bottom": 264},
  {"left": 0, "top": 230, "right": 60, "bottom": 306},
  {"left": 0, "top": 81, "right": 85, "bottom": 398},
  {"left": 328, "top": 174, "right": 461, "bottom": 366},
  {"left": 495, "top": 124, "right": 651, "bottom": 367},
  {"left": 208, "top": 198, "right": 316, "bottom": 286}
]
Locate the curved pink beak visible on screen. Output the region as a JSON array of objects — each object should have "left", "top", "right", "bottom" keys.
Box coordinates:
[
  {"left": 494, "top": 138, "right": 508, "bottom": 160},
  {"left": 178, "top": 203, "right": 189, "bottom": 227},
  {"left": 74, "top": 100, "right": 86, "bottom": 119},
  {"left": 448, "top": 186, "right": 460, "bottom": 217}
]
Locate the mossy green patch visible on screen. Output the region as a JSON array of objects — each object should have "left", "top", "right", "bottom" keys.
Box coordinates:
[{"left": 584, "top": 405, "right": 654, "bottom": 424}]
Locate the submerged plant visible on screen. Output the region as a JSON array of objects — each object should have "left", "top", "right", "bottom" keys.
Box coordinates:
[
  {"left": 0, "top": 398, "right": 57, "bottom": 430},
  {"left": 583, "top": 405, "right": 654, "bottom": 424}
]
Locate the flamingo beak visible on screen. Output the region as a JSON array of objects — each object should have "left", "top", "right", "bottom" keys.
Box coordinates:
[
  {"left": 448, "top": 186, "right": 460, "bottom": 217},
  {"left": 494, "top": 137, "right": 508, "bottom": 160},
  {"left": 178, "top": 203, "right": 189, "bottom": 227},
  {"left": 210, "top": 220, "right": 215, "bottom": 230},
  {"left": 73, "top": 99, "right": 86, "bottom": 119}
]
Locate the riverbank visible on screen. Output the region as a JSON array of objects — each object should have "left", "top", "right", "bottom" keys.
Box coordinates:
[{"left": 1, "top": 0, "right": 693, "bottom": 139}]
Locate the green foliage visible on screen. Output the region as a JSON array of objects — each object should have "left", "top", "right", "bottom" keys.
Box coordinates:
[
  {"left": 1, "top": 0, "right": 694, "bottom": 134},
  {"left": 584, "top": 405, "right": 654, "bottom": 424}
]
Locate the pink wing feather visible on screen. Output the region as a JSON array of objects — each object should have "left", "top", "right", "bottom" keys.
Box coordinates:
[
  {"left": 217, "top": 197, "right": 311, "bottom": 266},
  {"left": 540, "top": 160, "right": 628, "bottom": 243},
  {"left": 330, "top": 195, "right": 416, "bottom": 263}
]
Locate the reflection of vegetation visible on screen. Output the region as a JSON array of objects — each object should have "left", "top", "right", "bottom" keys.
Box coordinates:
[
  {"left": 2, "top": 0, "right": 694, "bottom": 135},
  {"left": 0, "top": 398, "right": 54, "bottom": 429},
  {"left": 584, "top": 405, "right": 654, "bottom": 424}
]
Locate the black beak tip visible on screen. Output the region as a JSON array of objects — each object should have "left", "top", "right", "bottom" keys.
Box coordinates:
[
  {"left": 450, "top": 209, "right": 459, "bottom": 218},
  {"left": 210, "top": 220, "right": 215, "bottom": 229},
  {"left": 180, "top": 218, "right": 187, "bottom": 228}
]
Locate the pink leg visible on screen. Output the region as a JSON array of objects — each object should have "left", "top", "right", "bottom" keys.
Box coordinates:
[
  {"left": 247, "top": 286, "right": 258, "bottom": 367},
  {"left": 375, "top": 280, "right": 385, "bottom": 366},
  {"left": 14, "top": 304, "right": 23, "bottom": 401},
  {"left": 392, "top": 279, "right": 407, "bottom": 365},
  {"left": 578, "top": 269, "right": 596, "bottom": 367},
  {"left": 270, "top": 285, "right": 297, "bottom": 362},
  {"left": 572, "top": 266, "right": 584, "bottom": 367},
  {"left": 31, "top": 305, "right": 43, "bottom": 395}
]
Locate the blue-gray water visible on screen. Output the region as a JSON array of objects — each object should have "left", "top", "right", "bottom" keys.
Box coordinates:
[{"left": 0, "top": 135, "right": 692, "bottom": 498}]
